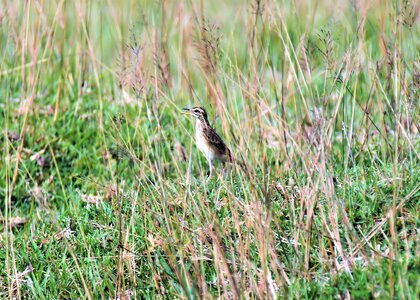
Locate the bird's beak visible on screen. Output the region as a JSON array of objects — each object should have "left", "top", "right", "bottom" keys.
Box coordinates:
[{"left": 182, "top": 108, "right": 191, "bottom": 115}]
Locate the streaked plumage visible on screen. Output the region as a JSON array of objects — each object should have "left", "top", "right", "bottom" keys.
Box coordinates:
[{"left": 183, "top": 107, "right": 231, "bottom": 178}]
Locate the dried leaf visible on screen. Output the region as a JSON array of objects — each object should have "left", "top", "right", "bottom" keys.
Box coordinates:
[
  {"left": 147, "top": 234, "right": 164, "bottom": 250},
  {"left": 81, "top": 193, "right": 103, "bottom": 205},
  {"left": 7, "top": 131, "right": 20, "bottom": 141},
  {"left": 54, "top": 227, "right": 74, "bottom": 240},
  {"left": 10, "top": 264, "right": 33, "bottom": 297},
  {"left": 30, "top": 149, "right": 49, "bottom": 167},
  {"left": 1, "top": 216, "right": 27, "bottom": 228},
  {"left": 114, "top": 288, "right": 133, "bottom": 300}
]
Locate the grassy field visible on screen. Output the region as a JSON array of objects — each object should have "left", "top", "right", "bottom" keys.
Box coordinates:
[{"left": 1, "top": 0, "right": 419, "bottom": 298}]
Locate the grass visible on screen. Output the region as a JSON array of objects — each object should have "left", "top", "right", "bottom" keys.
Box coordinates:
[{"left": 1, "top": 0, "right": 419, "bottom": 298}]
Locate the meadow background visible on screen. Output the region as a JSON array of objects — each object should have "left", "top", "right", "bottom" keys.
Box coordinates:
[{"left": 1, "top": 0, "right": 419, "bottom": 298}]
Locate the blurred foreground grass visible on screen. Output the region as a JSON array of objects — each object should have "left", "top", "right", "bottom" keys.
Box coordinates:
[{"left": 1, "top": 0, "right": 419, "bottom": 298}]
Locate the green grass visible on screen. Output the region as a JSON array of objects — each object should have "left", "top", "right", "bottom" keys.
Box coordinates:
[{"left": 1, "top": 0, "right": 419, "bottom": 298}]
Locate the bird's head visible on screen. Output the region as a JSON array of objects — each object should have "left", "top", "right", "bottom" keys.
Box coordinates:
[{"left": 182, "top": 107, "right": 208, "bottom": 121}]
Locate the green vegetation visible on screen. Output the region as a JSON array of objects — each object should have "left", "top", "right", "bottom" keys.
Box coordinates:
[{"left": 1, "top": 0, "right": 419, "bottom": 298}]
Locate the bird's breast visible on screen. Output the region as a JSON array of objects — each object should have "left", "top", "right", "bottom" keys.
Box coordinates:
[{"left": 195, "top": 130, "right": 213, "bottom": 159}]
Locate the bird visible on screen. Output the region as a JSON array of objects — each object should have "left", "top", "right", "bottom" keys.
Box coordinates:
[{"left": 183, "top": 107, "right": 232, "bottom": 179}]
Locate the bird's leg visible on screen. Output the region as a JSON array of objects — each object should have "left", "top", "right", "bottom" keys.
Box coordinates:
[{"left": 207, "top": 159, "right": 213, "bottom": 180}]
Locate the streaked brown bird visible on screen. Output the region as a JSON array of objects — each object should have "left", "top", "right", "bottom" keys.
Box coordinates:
[{"left": 183, "top": 107, "right": 232, "bottom": 179}]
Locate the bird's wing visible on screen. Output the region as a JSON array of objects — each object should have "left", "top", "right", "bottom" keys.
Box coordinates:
[{"left": 204, "top": 127, "right": 227, "bottom": 154}]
